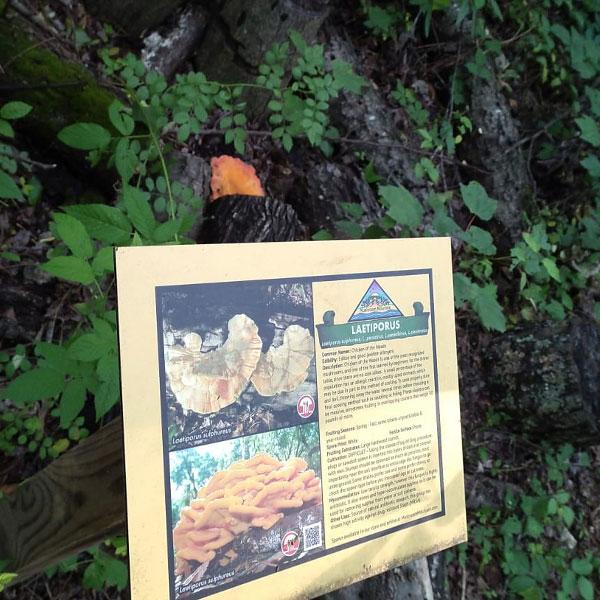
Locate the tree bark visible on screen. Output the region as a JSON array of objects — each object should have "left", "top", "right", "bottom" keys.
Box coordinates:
[
  {"left": 483, "top": 318, "right": 600, "bottom": 443},
  {"left": 82, "top": 0, "right": 185, "bottom": 38}
]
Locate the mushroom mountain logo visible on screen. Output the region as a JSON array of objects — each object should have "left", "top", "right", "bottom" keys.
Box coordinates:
[
  {"left": 316, "top": 279, "right": 429, "bottom": 349},
  {"left": 349, "top": 280, "right": 403, "bottom": 321}
]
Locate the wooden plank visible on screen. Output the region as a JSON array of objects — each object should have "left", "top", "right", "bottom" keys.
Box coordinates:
[{"left": 0, "top": 417, "right": 125, "bottom": 580}]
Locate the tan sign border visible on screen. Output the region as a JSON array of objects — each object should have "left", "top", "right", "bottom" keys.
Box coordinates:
[{"left": 115, "top": 238, "right": 467, "bottom": 600}]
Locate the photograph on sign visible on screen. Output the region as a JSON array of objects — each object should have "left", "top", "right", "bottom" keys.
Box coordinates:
[{"left": 115, "top": 239, "right": 466, "bottom": 600}]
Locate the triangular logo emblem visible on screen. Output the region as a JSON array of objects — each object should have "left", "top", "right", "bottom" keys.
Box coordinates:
[{"left": 349, "top": 279, "right": 404, "bottom": 321}]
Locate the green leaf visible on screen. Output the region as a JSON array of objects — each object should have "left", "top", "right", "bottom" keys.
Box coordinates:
[
  {"left": 122, "top": 186, "right": 156, "bottom": 239},
  {"left": 152, "top": 219, "right": 182, "bottom": 243},
  {"left": 36, "top": 342, "right": 76, "bottom": 376},
  {"left": 578, "top": 576, "right": 594, "bottom": 600},
  {"left": 432, "top": 211, "right": 461, "bottom": 235},
  {"left": 542, "top": 257, "right": 561, "bottom": 282},
  {"left": 460, "top": 226, "right": 496, "bottom": 255},
  {"left": 95, "top": 377, "right": 119, "bottom": 420},
  {"left": 114, "top": 138, "right": 136, "bottom": 183},
  {"left": 64, "top": 204, "right": 132, "bottom": 245},
  {"left": 581, "top": 155, "right": 600, "bottom": 178},
  {"left": 576, "top": 116, "right": 600, "bottom": 147},
  {"left": 509, "top": 575, "right": 537, "bottom": 594},
  {"left": 312, "top": 229, "right": 333, "bottom": 240},
  {"left": 58, "top": 123, "right": 112, "bottom": 150},
  {"left": 92, "top": 246, "right": 115, "bottom": 275},
  {"left": 454, "top": 273, "right": 506, "bottom": 332},
  {"left": 336, "top": 219, "right": 363, "bottom": 239},
  {"left": 2, "top": 367, "right": 65, "bottom": 405},
  {"left": 53, "top": 213, "right": 94, "bottom": 259},
  {"left": 42, "top": 256, "right": 95, "bottom": 285},
  {"left": 0, "top": 119, "right": 14, "bottom": 137},
  {"left": 460, "top": 181, "right": 497, "bottom": 221},
  {"left": 561, "top": 505, "right": 575, "bottom": 527},
  {"left": 108, "top": 100, "right": 134, "bottom": 136},
  {"left": 68, "top": 333, "right": 110, "bottom": 362},
  {"left": 0, "top": 170, "right": 23, "bottom": 200},
  {"left": 340, "top": 202, "right": 364, "bottom": 219},
  {"left": 59, "top": 378, "right": 87, "bottom": 428},
  {"left": 0, "top": 101, "right": 32, "bottom": 120},
  {"left": 572, "top": 559, "right": 593, "bottom": 576},
  {"left": 331, "top": 59, "right": 366, "bottom": 93},
  {"left": 379, "top": 184, "right": 423, "bottom": 229}
]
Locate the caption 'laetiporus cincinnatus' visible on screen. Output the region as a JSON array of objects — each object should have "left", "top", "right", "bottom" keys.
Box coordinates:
[
  {"left": 165, "top": 314, "right": 315, "bottom": 414},
  {"left": 173, "top": 452, "right": 322, "bottom": 576}
]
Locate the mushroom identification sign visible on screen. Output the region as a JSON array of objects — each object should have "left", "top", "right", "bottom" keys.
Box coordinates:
[{"left": 115, "top": 238, "right": 466, "bottom": 600}]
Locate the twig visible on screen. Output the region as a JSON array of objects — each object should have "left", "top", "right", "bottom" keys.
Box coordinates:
[{"left": 460, "top": 563, "right": 467, "bottom": 600}]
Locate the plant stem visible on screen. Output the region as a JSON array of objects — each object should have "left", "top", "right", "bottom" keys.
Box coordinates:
[{"left": 144, "top": 110, "right": 179, "bottom": 242}]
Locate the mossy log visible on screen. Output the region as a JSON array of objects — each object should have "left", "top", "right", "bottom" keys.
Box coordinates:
[
  {"left": 483, "top": 318, "right": 600, "bottom": 443},
  {"left": 0, "top": 16, "right": 113, "bottom": 147}
]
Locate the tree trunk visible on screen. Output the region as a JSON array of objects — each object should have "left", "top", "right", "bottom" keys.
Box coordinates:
[
  {"left": 483, "top": 318, "right": 600, "bottom": 443},
  {"left": 82, "top": 0, "right": 185, "bottom": 37}
]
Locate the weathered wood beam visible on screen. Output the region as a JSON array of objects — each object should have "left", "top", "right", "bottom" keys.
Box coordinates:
[{"left": 0, "top": 418, "right": 125, "bottom": 581}]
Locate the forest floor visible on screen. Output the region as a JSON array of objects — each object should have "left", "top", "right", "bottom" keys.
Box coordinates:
[{"left": 1, "top": 0, "right": 600, "bottom": 598}]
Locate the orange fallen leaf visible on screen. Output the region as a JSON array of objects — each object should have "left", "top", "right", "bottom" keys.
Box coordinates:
[{"left": 209, "top": 155, "right": 265, "bottom": 202}]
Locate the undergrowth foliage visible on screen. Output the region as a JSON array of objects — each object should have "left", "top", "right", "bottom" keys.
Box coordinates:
[{"left": 0, "top": 5, "right": 599, "bottom": 597}]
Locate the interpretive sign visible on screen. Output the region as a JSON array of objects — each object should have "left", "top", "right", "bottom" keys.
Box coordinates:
[{"left": 115, "top": 238, "right": 466, "bottom": 600}]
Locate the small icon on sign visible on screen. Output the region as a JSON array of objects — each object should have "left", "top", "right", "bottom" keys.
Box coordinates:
[
  {"left": 297, "top": 394, "right": 315, "bottom": 418},
  {"left": 281, "top": 530, "right": 300, "bottom": 557}
]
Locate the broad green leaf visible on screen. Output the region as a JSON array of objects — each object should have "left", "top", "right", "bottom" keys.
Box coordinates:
[
  {"left": 2, "top": 367, "right": 65, "bottom": 405},
  {"left": 460, "top": 181, "right": 497, "bottom": 221},
  {"left": 122, "top": 186, "right": 156, "bottom": 239},
  {"left": 586, "top": 86, "right": 600, "bottom": 118},
  {"left": 36, "top": 342, "right": 76, "bottom": 376},
  {"left": 509, "top": 575, "right": 537, "bottom": 594},
  {"left": 331, "top": 59, "right": 366, "bottom": 93},
  {"left": 53, "top": 213, "right": 94, "bottom": 259},
  {"left": 340, "top": 202, "right": 364, "bottom": 219},
  {"left": 577, "top": 576, "right": 593, "bottom": 600},
  {"left": 336, "top": 219, "right": 363, "bottom": 239},
  {"left": 64, "top": 204, "right": 132, "bottom": 244},
  {"left": 59, "top": 378, "right": 87, "bottom": 428},
  {"left": 92, "top": 246, "right": 115, "bottom": 275},
  {"left": 114, "top": 138, "right": 136, "bottom": 182},
  {"left": 581, "top": 155, "right": 600, "bottom": 178},
  {"left": 152, "top": 219, "right": 182, "bottom": 243},
  {"left": 571, "top": 558, "right": 593, "bottom": 576},
  {"left": 68, "top": 333, "right": 110, "bottom": 362},
  {"left": 432, "top": 211, "right": 461, "bottom": 235},
  {"left": 501, "top": 515, "right": 522, "bottom": 536},
  {"left": 460, "top": 226, "right": 496, "bottom": 255},
  {"left": 0, "top": 101, "right": 32, "bottom": 120},
  {"left": 97, "top": 352, "right": 118, "bottom": 383},
  {"left": 454, "top": 273, "right": 506, "bottom": 332},
  {"left": 312, "top": 229, "right": 333, "bottom": 240},
  {"left": 95, "top": 377, "right": 119, "bottom": 420},
  {"left": 379, "top": 184, "right": 424, "bottom": 229},
  {"left": 108, "top": 99, "right": 134, "bottom": 136},
  {"left": 58, "top": 123, "right": 111, "bottom": 150},
  {"left": 42, "top": 256, "right": 95, "bottom": 285},
  {"left": 542, "top": 257, "right": 561, "bottom": 282},
  {"left": 575, "top": 116, "right": 600, "bottom": 148},
  {"left": 0, "top": 119, "right": 14, "bottom": 137},
  {"left": 0, "top": 171, "right": 23, "bottom": 200},
  {"left": 561, "top": 505, "right": 575, "bottom": 527}
]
